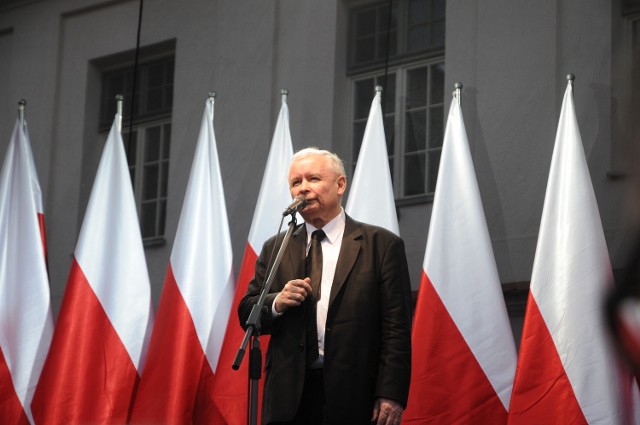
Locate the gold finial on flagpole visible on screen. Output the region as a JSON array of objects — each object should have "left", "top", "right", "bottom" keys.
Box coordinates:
[
  {"left": 375, "top": 85, "right": 383, "bottom": 95},
  {"left": 281, "top": 89, "right": 289, "bottom": 104},
  {"left": 567, "top": 73, "right": 575, "bottom": 87}
]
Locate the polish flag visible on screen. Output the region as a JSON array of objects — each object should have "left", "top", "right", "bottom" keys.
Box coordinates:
[
  {"left": 346, "top": 86, "right": 399, "bottom": 235},
  {"left": 507, "top": 78, "right": 638, "bottom": 424},
  {"left": 403, "top": 87, "right": 517, "bottom": 424},
  {"left": 211, "top": 92, "right": 294, "bottom": 424},
  {"left": 130, "top": 97, "right": 234, "bottom": 424},
  {"left": 31, "top": 112, "right": 153, "bottom": 424},
  {"left": 0, "top": 119, "right": 53, "bottom": 424}
]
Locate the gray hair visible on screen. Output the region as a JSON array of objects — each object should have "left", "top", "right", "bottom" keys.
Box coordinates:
[{"left": 291, "top": 147, "right": 346, "bottom": 177}]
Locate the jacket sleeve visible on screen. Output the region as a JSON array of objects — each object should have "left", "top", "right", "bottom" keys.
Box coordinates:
[
  {"left": 237, "top": 238, "right": 279, "bottom": 335},
  {"left": 375, "top": 235, "right": 413, "bottom": 406}
]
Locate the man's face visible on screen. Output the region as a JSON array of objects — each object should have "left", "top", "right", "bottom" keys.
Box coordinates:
[{"left": 288, "top": 154, "right": 347, "bottom": 228}]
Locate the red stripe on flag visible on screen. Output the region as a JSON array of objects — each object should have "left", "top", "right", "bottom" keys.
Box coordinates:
[
  {"left": 211, "top": 243, "right": 269, "bottom": 425},
  {"left": 403, "top": 272, "right": 507, "bottom": 424},
  {"left": 0, "top": 348, "right": 29, "bottom": 425},
  {"left": 131, "top": 264, "right": 221, "bottom": 424},
  {"left": 31, "top": 259, "right": 139, "bottom": 425},
  {"left": 507, "top": 293, "right": 587, "bottom": 424}
]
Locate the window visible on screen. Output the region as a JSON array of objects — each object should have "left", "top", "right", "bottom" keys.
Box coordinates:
[
  {"left": 349, "top": 0, "right": 445, "bottom": 201},
  {"left": 99, "top": 55, "right": 174, "bottom": 244}
]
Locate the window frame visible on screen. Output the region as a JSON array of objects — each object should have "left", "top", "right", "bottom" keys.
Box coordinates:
[
  {"left": 348, "top": 60, "right": 445, "bottom": 204},
  {"left": 347, "top": 0, "right": 445, "bottom": 204},
  {"left": 97, "top": 52, "right": 175, "bottom": 245}
]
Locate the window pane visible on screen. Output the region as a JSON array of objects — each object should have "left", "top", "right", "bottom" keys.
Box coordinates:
[
  {"left": 409, "top": 0, "right": 429, "bottom": 25},
  {"left": 407, "top": 67, "right": 428, "bottom": 108},
  {"left": 432, "top": 0, "right": 445, "bottom": 19},
  {"left": 353, "top": 121, "right": 366, "bottom": 160},
  {"left": 160, "top": 162, "right": 169, "bottom": 197},
  {"left": 147, "top": 63, "right": 165, "bottom": 87},
  {"left": 405, "top": 110, "right": 426, "bottom": 152},
  {"left": 162, "top": 124, "right": 171, "bottom": 159},
  {"left": 145, "top": 127, "right": 161, "bottom": 162},
  {"left": 384, "top": 116, "right": 395, "bottom": 154},
  {"left": 355, "top": 79, "right": 375, "bottom": 119},
  {"left": 432, "top": 20, "right": 445, "bottom": 47},
  {"left": 404, "top": 153, "right": 425, "bottom": 196},
  {"left": 430, "top": 63, "right": 445, "bottom": 104},
  {"left": 380, "top": 73, "right": 396, "bottom": 113},
  {"left": 158, "top": 200, "right": 167, "bottom": 237},
  {"left": 428, "top": 149, "right": 441, "bottom": 193},
  {"left": 355, "top": 37, "right": 376, "bottom": 63},
  {"left": 146, "top": 88, "right": 163, "bottom": 114},
  {"left": 143, "top": 164, "right": 159, "bottom": 200},
  {"left": 356, "top": 8, "right": 377, "bottom": 37},
  {"left": 123, "top": 131, "right": 137, "bottom": 166},
  {"left": 408, "top": 24, "right": 429, "bottom": 52},
  {"left": 429, "top": 106, "right": 444, "bottom": 148},
  {"left": 141, "top": 202, "right": 157, "bottom": 239}
]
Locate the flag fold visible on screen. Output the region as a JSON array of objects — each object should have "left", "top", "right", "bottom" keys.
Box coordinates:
[
  {"left": 507, "top": 79, "right": 636, "bottom": 424},
  {"left": 345, "top": 87, "right": 399, "bottom": 235},
  {"left": 131, "top": 98, "right": 234, "bottom": 424},
  {"left": 0, "top": 119, "right": 53, "bottom": 424},
  {"left": 403, "top": 90, "right": 517, "bottom": 424},
  {"left": 32, "top": 113, "right": 153, "bottom": 425},
  {"left": 211, "top": 94, "right": 294, "bottom": 424}
]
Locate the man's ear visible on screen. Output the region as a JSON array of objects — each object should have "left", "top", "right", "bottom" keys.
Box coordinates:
[{"left": 337, "top": 175, "right": 347, "bottom": 195}]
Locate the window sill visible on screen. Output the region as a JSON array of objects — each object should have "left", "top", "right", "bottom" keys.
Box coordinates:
[
  {"left": 395, "top": 194, "right": 433, "bottom": 208},
  {"left": 143, "top": 237, "right": 166, "bottom": 248}
]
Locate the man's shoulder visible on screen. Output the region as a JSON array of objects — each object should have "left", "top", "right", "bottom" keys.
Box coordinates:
[
  {"left": 346, "top": 215, "right": 402, "bottom": 242},
  {"left": 262, "top": 222, "right": 305, "bottom": 248}
]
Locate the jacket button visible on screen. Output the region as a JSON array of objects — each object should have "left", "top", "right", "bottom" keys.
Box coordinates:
[
  {"left": 298, "top": 344, "right": 304, "bottom": 351},
  {"left": 326, "top": 327, "right": 331, "bottom": 332}
]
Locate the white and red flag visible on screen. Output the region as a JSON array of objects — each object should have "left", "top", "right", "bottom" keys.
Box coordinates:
[
  {"left": 345, "top": 86, "right": 399, "bottom": 234},
  {"left": 403, "top": 88, "right": 517, "bottom": 424},
  {"left": 31, "top": 112, "right": 153, "bottom": 424},
  {"left": 130, "top": 97, "right": 234, "bottom": 424},
  {"left": 211, "top": 92, "right": 294, "bottom": 424},
  {"left": 507, "top": 78, "right": 638, "bottom": 424},
  {"left": 0, "top": 118, "right": 53, "bottom": 424}
]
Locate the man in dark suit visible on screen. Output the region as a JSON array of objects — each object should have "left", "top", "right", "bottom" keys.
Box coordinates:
[{"left": 239, "top": 148, "right": 412, "bottom": 425}]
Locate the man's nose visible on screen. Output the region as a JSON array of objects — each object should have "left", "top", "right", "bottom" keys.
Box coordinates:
[{"left": 299, "top": 180, "right": 310, "bottom": 192}]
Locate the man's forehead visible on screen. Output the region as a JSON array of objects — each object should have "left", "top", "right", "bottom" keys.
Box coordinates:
[{"left": 290, "top": 155, "right": 331, "bottom": 172}]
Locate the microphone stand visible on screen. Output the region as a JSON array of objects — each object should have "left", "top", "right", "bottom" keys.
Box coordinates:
[{"left": 233, "top": 213, "right": 299, "bottom": 425}]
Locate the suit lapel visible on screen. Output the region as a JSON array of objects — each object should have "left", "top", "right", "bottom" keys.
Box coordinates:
[
  {"left": 329, "top": 216, "right": 362, "bottom": 307},
  {"left": 287, "top": 223, "right": 307, "bottom": 279}
]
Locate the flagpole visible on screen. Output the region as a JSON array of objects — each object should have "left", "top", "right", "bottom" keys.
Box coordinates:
[
  {"left": 116, "top": 94, "right": 124, "bottom": 134},
  {"left": 454, "top": 82, "right": 463, "bottom": 105},
  {"left": 17, "top": 98, "right": 26, "bottom": 130},
  {"left": 281, "top": 88, "right": 288, "bottom": 104},
  {"left": 208, "top": 91, "right": 216, "bottom": 122}
]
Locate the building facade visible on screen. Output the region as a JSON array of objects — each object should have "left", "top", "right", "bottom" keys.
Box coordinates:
[{"left": 0, "top": 0, "right": 636, "bottom": 345}]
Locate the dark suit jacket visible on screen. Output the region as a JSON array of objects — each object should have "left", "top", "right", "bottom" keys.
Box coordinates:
[{"left": 238, "top": 215, "right": 412, "bottom": 425}]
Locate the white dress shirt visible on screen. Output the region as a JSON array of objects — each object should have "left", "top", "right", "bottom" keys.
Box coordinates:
[{"left": 304, "top": 209, "right": 346, "bottom": 360}]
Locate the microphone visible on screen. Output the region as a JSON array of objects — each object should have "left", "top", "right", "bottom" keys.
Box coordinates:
[{"left": 282, "top": 195, "right": 307, "bottom": 216}]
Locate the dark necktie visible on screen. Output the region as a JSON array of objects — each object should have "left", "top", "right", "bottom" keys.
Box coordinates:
[{"left": 305, "top": 229, "right": 325, "bottom": 366}]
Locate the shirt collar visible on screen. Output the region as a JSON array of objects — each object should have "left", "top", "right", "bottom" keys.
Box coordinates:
[{"left": 305, "top": 208, "right": 345, "bottom": 245}]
